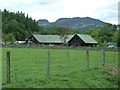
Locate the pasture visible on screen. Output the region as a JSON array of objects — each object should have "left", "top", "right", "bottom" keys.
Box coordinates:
[{"left": 2, "top": 47, "right": 119, "bottom": 88}]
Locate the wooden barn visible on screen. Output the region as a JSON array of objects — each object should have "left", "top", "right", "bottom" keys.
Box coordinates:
[
  {"left": 26, "top": 34, "right": 97, "bottom": 47},
  {"left": 68, "top": 34, "right": 97, "bottom": 47}
]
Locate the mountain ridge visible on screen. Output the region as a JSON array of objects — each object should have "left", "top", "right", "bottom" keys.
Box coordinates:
[{"left": 37, "top": 17, "right": 107, "bottom": 31}]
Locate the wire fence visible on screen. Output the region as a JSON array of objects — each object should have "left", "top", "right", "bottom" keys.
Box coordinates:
[
  {"left": 2, "top": 46, "right": 119, "bottom": 87},
  {"left": 2, "top": 44, "right": 120, "bottom": 51}
]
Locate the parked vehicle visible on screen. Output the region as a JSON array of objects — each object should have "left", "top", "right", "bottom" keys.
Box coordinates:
[{"left": 107, "top": 45, "right": 116, "bottom": 49}]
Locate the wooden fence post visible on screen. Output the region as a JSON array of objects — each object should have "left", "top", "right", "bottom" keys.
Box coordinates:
[
  {"left": 67, "top": 50, "right": 68, "bottom": 59},
  {"left": 102, "top": 48, "right": 105, "bottom": 66},
  {"left": 47, "top": 50, "right": 50, "bottom": 76},
  {"left": 114, "top": 49, "right": 115, "bottom": 64},
  {"left": 6, "top": 51, "right": 10, "bottom": 83},
  {"left": 86, "top": 49, "right": 89, "bottom": 69}
]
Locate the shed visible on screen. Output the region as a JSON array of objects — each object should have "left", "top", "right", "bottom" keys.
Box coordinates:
[
  {"left": 26, "top": 34, "right": 74, "bottom": 46},
  {"left": 68, "top": 34, "right": 97, "bottom": 47},
  {"left": 26, "top": 34, "right": 97, "bottom": 47}
]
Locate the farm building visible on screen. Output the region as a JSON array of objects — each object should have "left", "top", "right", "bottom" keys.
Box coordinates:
[
  {"left": 26, "top": 34, "right": 97, "bottom": 47},
  {"left": 68, "top": 34, "right": 97, "bottom": 47}
]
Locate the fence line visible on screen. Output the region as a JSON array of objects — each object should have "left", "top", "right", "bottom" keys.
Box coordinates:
[
  {"left": 2, "top": 44, "right": 120, "bottom": 52},
  {"left": 46, "top": 50, "right": 51, "bottom": 76},
  {"left": 4, "top": 47, "right": 118, "bottom": 84}
]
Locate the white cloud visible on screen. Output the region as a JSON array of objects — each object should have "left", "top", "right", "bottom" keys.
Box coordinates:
[
  {"left": 0, "top": 0, "right": 119, "bottom": 24},
  {"left": 63, "top": 0, "right": 118, "bottom": 24}
]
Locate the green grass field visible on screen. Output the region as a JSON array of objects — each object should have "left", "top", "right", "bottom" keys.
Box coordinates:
[{"left": 2, "top": 47, "right": 119, "bottom": 88}]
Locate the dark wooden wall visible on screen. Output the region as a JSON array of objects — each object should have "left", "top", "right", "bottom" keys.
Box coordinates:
[
  {"left": 68, "top": 35, "right": 86, "bottom": 47},
  {"left": 26, "top": 35, "right": 39, "bottom": 44},
  {"left": 68, "top": 35, "right": 97, "bottom": 47}
]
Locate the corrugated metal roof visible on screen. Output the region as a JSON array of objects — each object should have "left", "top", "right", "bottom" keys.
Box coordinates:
[
  {"left": 66, "top": 35, "right": 74, "bottom": 42},
  {"left": 32, "top": 34, "right": 97, "bottom": 44},
  {"left": 77, "top": 34, "right": 97, "bottom": 44},
  {"left": 32, "top": 34, "right": 74, "bottom": 43}
]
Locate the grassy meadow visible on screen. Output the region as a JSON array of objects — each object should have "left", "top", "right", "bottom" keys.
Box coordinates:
[{"left": 2, "top": 47, "right": 119, "bottom": 88}]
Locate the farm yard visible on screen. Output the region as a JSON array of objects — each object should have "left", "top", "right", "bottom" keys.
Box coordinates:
[{"left": 2, "top": 47, "right": 119, "bottom": 88}]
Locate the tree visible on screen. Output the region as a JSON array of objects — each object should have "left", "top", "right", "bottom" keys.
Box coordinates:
[
  {"left": 90, "top": 29, "right": 100, "bottom": 42},
  {"left": 3, "top": 33, "right": 16, "bottom": 43},
  {"left": 2, "top": 9, "right": 44, "bottom": 41},
  {"left": 112, "top": 32, "right": 118, "bottom": 43},
  {"left": 57, "top": 27, "right": 69, "bottom": 45},
  {"left": 98, "top": 24, "right": 117, "bottom": 46}
]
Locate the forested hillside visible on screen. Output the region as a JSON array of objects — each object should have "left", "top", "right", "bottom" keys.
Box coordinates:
[
  {"left": 2, "top": 9, "right": 44, "bottom": 42},
  {"left": 2, "top": 9, "right": 120, "bottom": 47}
]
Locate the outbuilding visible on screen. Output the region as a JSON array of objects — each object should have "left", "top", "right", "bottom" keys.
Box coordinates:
[
  {"left": 26, "top": 34, "right": 97, "bottom": 47},
  {"left": 68, "top": 34, "right": 97, "bottom": 47}
]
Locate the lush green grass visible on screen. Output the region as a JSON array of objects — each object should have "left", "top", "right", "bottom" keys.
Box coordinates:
[{"left": 2, "top": 47, "right": 119, "bottom": 88}]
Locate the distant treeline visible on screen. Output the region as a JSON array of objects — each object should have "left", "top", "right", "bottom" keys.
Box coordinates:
[
  {"left": 84, "top": 24, "right": 120, "bottom": 47},
  {"left": 2, "top": 9, "right": 120, "bottom": 47}
]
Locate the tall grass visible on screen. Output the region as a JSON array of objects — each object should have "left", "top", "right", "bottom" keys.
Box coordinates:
[{"left": 2, "top": 47, "right": 119, "bottom": 88}]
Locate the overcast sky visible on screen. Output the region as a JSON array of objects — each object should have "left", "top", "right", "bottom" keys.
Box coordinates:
[{"left": 0, "top": 0, "right": 119, "bottom": 24}]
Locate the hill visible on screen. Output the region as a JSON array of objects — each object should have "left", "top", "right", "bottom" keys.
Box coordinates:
[
  {"left": 2, "top": 9, "right": 44, "bottom": 41},
  {"left": 37, "top": 17, "right": 106, "bottom": 31}
]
